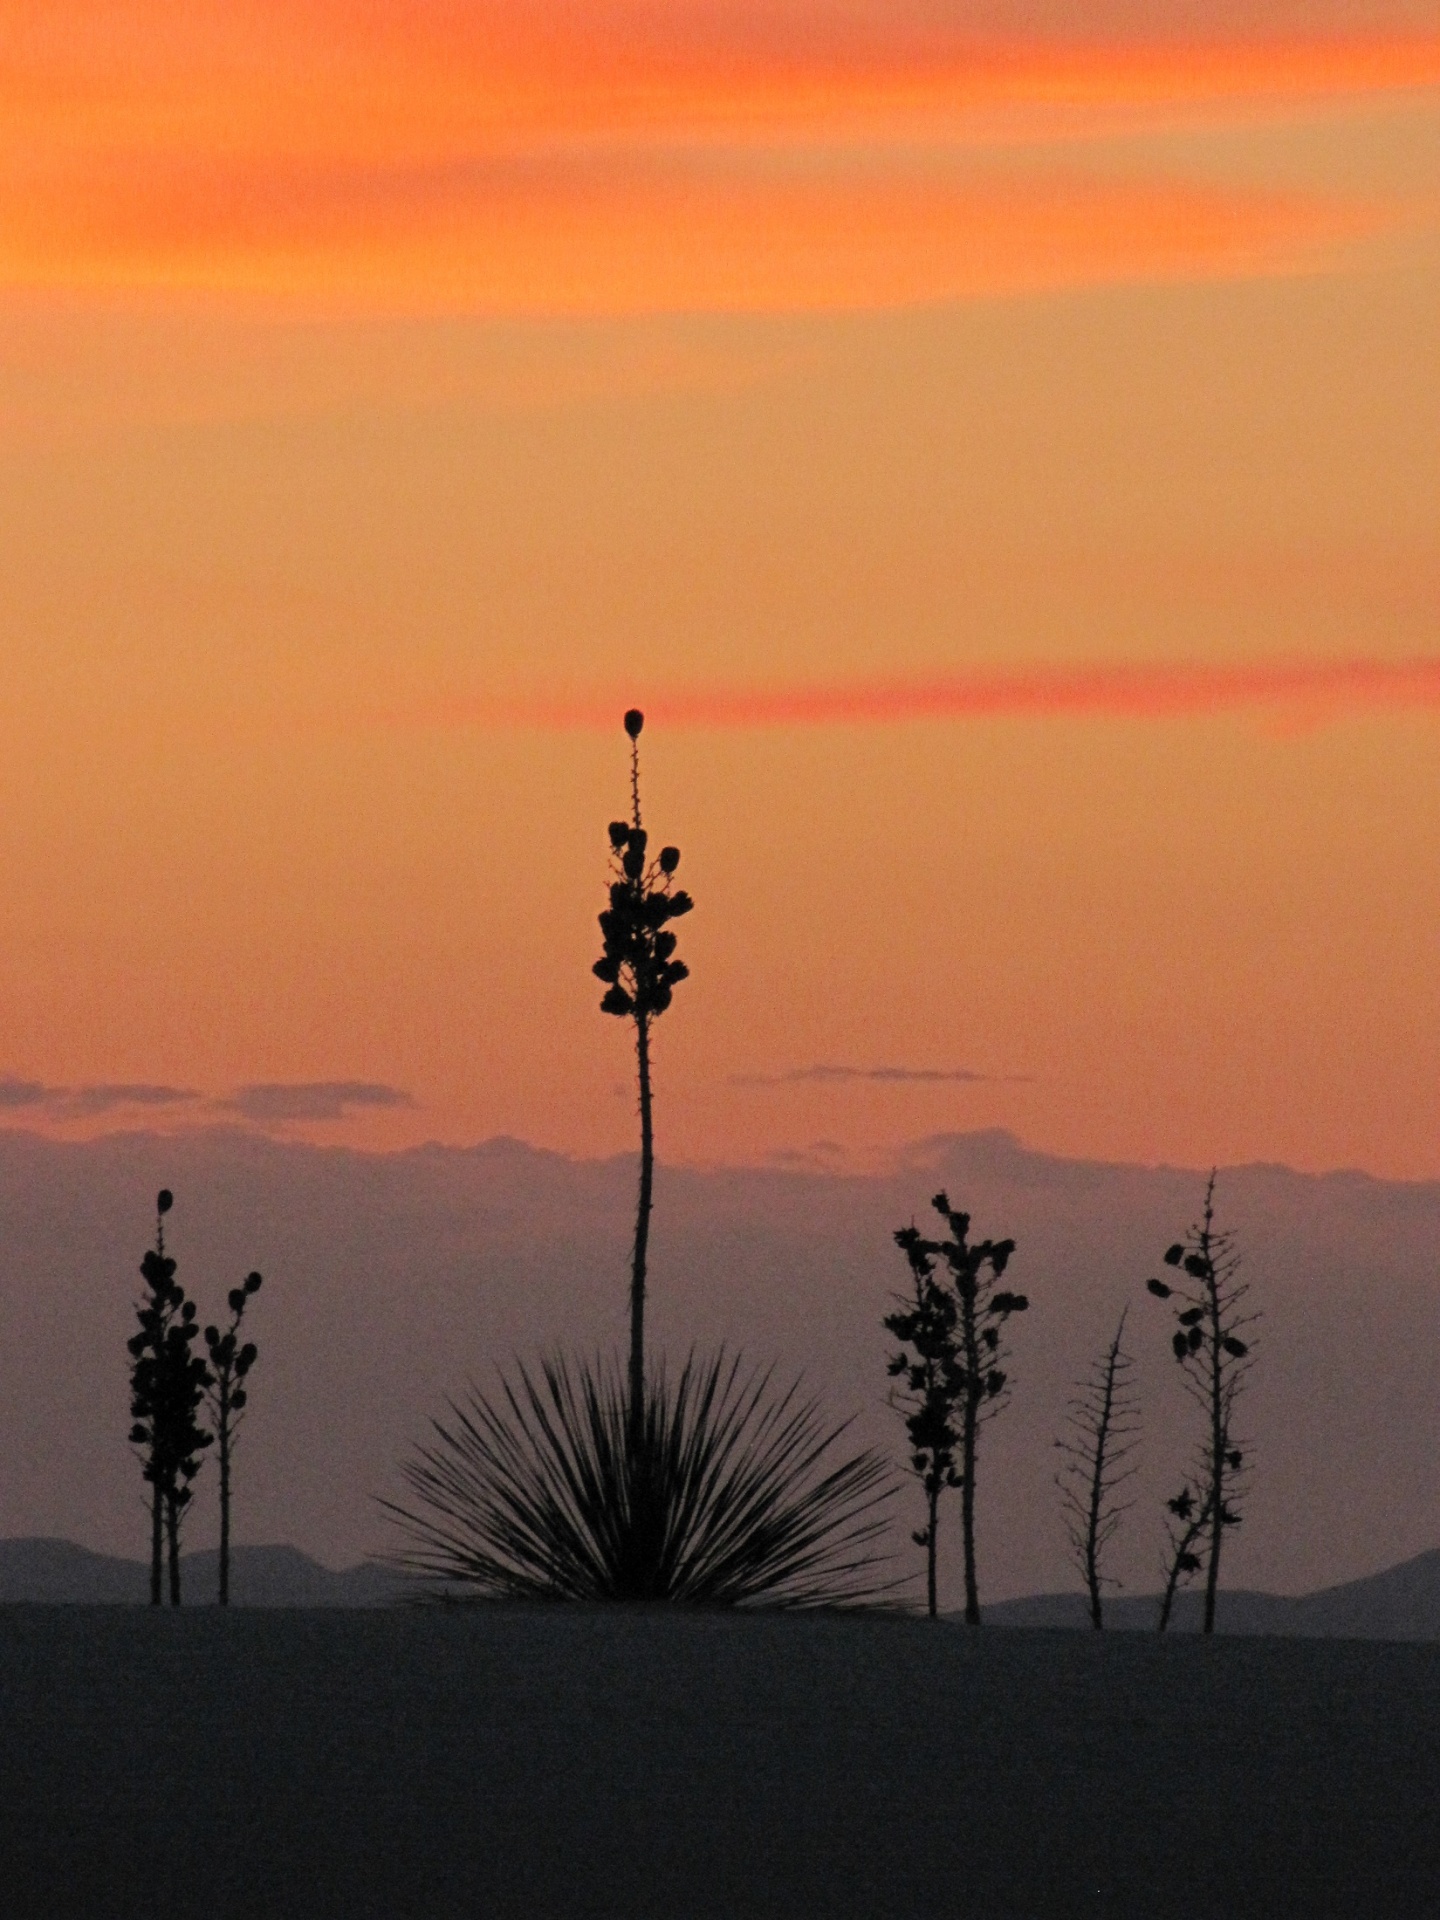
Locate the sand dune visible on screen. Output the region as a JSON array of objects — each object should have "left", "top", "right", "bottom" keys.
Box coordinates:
[{"left": 2, "top": 1606, "right": 1437, "bottom": 1918}]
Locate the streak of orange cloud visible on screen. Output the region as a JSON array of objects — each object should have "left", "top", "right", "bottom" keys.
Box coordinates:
[
  {"left": 416, "top": 658, "right": 1440, "bottom": 732},
  {"left": 0, "top": 161, "right": 1389, "bottom": 313},
  {"left": 1, "top": 4, "right": 1435, "bottom": 311},
  {"left": 7, "top": 8, "right": 1440, "bottom": 162}
]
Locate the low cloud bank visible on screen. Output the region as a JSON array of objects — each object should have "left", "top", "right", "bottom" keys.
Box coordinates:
[{"left": 219, "top": 1083, "right": 417, "bottom": 1125}]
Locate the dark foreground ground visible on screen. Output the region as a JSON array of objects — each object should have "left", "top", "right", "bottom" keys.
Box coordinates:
[{"left": 3, "top": 1607, "right": 1437, "bottom": 1920}]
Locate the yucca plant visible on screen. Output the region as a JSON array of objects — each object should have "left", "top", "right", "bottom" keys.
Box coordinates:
[
  {"left": 203, "top": 1270, "right": 263, "bottom": 1607},
  {"left": 883, "top": 1225, "right": 964, "bottom": 1619},
  {"left": 127, "top": 1189, "right": 213, "bottom": 1606},
  {"left": 389, "top": 718, "right": 893, "bottom": 1609},
  {"left": 128, "top": 1188, "right": 180, "bottom": 1606},
  {"left": 385, "top": 1352, "right": 895, "bottom": 1607},
  {"left": 886, "top": 1193, "right": 1028, "bottom": 1624},
  {"left": 1145, "top": 1171, "right": 1256, "bottom": 1634}
]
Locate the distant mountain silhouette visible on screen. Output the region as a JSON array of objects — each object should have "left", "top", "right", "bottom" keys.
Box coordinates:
[
  {"left": 981, "top": 1547, "right": 1440, "bottom": 1639},
  {"left": 0, "top": 1538, "right": 412, "bottom": 1607},
  {"left": 9, "top": 1535, "right": 1440, "bottom": 1633}
]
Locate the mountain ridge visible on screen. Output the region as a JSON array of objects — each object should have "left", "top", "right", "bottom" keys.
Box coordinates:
[
  {"left": 974, "top": 1546, "right": 1440, "bottom": 1637},
  {"left": 9, "top": 1533, "right": 1440, "bottom": 1634},
  {"left": 0, "top": 1536, "right": 410, "bottom": 1607}
]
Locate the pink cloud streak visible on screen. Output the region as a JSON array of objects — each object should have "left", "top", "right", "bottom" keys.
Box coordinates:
[{"left": 420, "top": 658, "right": 1440, "bottom": 732}]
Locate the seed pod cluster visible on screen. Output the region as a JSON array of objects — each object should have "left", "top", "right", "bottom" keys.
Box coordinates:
[
  {"left": 128, "top": 1193, "right": 213, "bottom": 1519},
  {"left": 593, "top": 718, "right": 693, "bottom": 1023},
  {"left": 204, "top": 1270, "right": 263, "bottom": 1411}
]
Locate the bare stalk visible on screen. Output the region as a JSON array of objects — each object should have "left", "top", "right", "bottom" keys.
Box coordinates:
[{"left": 1056, "top": 1309, "right": 1140, "bottom": 1629}]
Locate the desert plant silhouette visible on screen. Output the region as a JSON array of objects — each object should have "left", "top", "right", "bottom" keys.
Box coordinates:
[
  {"left": 385, "top": 1352, "right": 894, "bottom": 1604},
  {"left": 203, "top": 1271, "right": 262, "bottom": 1606},
  {"left": 1156, "top": 1482, "right": 1210, "bottom": 1632},
  {"left": 887, "top": 1193, "right": 1027, "bottom": 1622},
  {"left": 1055, "top": 1309, "right": 1140, "bottom": 1629},
  {"left": 388, "top": 713, "right": 895, "bottom": 1606},
  {"left": 127, "top": 1190, "right": 212, "bottom": 1605},
  {"left": 1145, "top": 1172, "right": 1255, "bottom": 1633},
  {"left": 594, "top": 707, "right": 692, "bottom": 1428},
  {"left": 884, "top": 1225, "right": 963, "bottom": 1617},
  {"left": 128, "top": 1188, "right": 175, "bottom": 1605}
]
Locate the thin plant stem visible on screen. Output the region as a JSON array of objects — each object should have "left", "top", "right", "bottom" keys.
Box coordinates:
[
  {"left": 1158, "top": 1498, "right": 1209, "bottom": 1632},
  {"left": 960, "top": 1291, "right": 981, "bottom": 1627},
  {"left": 1085, "top": 1316, "right": 1127, "bottom": 1629},
  {"left": 926, "top": 1483, "right": 939, "bottom": 1619},
  {"left": 1198, "top": 1182, "right": 1221, "bottom": 1634},
  {"left": 166, "top": 1496, "right": 181, "bottom": 1605},
  {"left": 631, "top": 1011, "right": 653, "bottom": 1438},
  {"left": 218, "top": 1387, "right": 231, "bottom": 1606},
  {"left": 150, "top": 1482, "right": 163, "bottom": 1608}
]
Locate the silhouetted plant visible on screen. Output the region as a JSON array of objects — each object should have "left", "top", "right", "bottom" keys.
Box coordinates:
[
  {"left": 885, "top": 1230, "right": 962, "bottom": 1618},
  {"left": 887, "top": 1193, "right": 1027, "bottom": 1624},
  {"left": 1144, "top": 1172, "right": 1255, "bottom": 1634},
  {"left": 593, "top": 708, "right": 692, "bottom": 1430},
  {"left": 203, "top": 1271, "right": 262, "bottom": 1607},
  {"left": 128, "top": 1190, "right": 212, "bottom": 1605},
  {"left": 128, "top": 1189, "right": 175, "bottom": 1606},
  {"left": 1055, "top": 1309, "right": 1140, "bottom": 1629},
  {"left": 385, "top": 1351, "right": 894, "bottom": 1606},
  {"left": 1156, "top": 1481, "right": 1209, "bottom": 1632}
]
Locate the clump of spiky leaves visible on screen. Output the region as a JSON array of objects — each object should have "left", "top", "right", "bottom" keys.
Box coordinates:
[{"left": 384, "top": 1351, "right": 896, "bottom": 1607}]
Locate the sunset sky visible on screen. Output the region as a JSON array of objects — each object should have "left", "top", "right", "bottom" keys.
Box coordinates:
[{"left": 3, "top": 0, "right": 1438, "bottom": 1179}]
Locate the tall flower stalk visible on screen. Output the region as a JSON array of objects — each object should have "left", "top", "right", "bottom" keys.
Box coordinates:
[
  {"left": 593, "top": 709, "right": 692, "bottom": 1429},
  {"left": 1145, "top": 1173, "right": 1255, "bottom": 1633},
  {"left": 887, "top": 1193, "right": 1028, "bottom": 1622},
  {"left": 127, "top": 1189, "right": 213, "bottom": 1605},
  {"left": 204, "top": 1271, "right": 263, "bottom": 1606}
]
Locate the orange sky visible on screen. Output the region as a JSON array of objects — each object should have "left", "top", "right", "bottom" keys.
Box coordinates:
[
  {"left": 5, "top": 2, "right": 1440, "bottom": 306},
  {"left": 1, "top": 3, "right": 1437, "bottom": 1178}
]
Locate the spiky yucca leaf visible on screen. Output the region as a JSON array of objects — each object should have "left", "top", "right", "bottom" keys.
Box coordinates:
[{"left": 384, "top": 1352, "right": 896, "bottom": 1607}]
